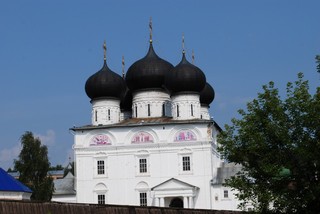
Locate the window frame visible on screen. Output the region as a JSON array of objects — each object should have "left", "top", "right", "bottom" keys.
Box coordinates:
[
  {"left": 139, "top": 158, "right": 148, "bottom": 173},
  {"left": 98, "top": 194, "right": 106, "bottom": 204},
  {"left": 147, "top": 104, "right": 151, "bottom": 117},
  {"left": 97, "top": 160, "right": 105, "bottom": 175},
  {"left": 94, "top": 157, "right": 108, "bottom": 178},
  {"left": 223, "top": 190, "right": 229, "bottom": 198},
  {"left": 139, "top": 192, "right": 147, "bottom": 206},
  {"left": 178, "top": 150, "right": 193, "bottom": 175},
  {"left": 182, "top": 156, "right": 191, "bottom": 171},
  {"left": 135, "top": 152, "right": 150, "bottom": 177}
]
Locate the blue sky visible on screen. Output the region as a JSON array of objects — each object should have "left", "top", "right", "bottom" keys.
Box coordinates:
[{"left": 0, "top": 1, "right": 319, "bottom": 170}]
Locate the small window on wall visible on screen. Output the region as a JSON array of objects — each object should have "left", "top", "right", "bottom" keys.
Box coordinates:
[
  {"left": 224, "top": 190, "right": 229, "bottom": 198},
  {"left": 97, "top": 160, "right": 105, "bottom": 175},
  {"left": 147, "top": 104, "right": 151, "bottom": 116},
  {"left": 108, "top": 109, "right": 111, "bottom": 120},
  {"left": 140, "top": 192, "right": 147, "bottom": 206},
  {"left": 177, "top": 105, "right": 180, "bottom": 117},
  {"left": 139, "top": 158, "right": 147, "bottom": 173},
  {"left": 98, "top": 194, "right": 105, "bottom": 204},
  {"left": 135, "top": 105, "right": 138, "bottom": 117},
  {"left": 95, "top": 110, "right": 98, "bottom": 122},
  {"left": 182, "top": 156, "right": 191, "bottom": 171},
  {"left": 162, "top": 103, "right": 165, "bottom": 116},
  {"left": 191, "top": 104, "right": 194, "bottom": 116}
]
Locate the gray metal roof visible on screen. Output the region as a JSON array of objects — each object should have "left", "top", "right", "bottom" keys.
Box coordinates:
[
  {"left": 71, "top": 117, "right": 221, "bottom": 131},
  {"left": 53, "top": 172, "right": 76, "bottom": 195},
  {"left": 212, "top": 163, "right": 242, "bottom": 185}
]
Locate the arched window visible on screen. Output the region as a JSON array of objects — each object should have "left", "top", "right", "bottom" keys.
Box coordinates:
[
  {"left": 177, "top": 105, "right": 180, "bottom": 117},
  {"left": 162, "top": 103, "right": 165, "bottom": 116},
  {"left": 135, "top": 105, "right": 138, "bottom": 117},
  {"left": 191, "top": 104, "right": 194, "bottom": 116},
  {"left": 131, "top": 132, "right": 154, "bottom": 143},
  {"left": 174, "top": 130, "right": 197, "bottom": 142}
]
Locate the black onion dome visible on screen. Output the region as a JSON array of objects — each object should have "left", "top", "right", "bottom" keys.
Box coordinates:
[
  {"left": 126, "top": 43, "right": 174, "bottom": 91},
  {"left": 85, "top": 61, "right": 126, "bottom": 100},
  {"left": 200, "top": 82, "right": 215, "bottom": 105},
  {"left": 120, "top": 87, "right": 133, "bottom": 111},
  {"left": 166, "top": 53, "right": 206, "bottom": 94}
]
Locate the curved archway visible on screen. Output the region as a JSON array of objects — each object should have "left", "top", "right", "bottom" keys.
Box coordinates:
[{"left": 169, "top": 197, "right": 183, "bottom": 208}]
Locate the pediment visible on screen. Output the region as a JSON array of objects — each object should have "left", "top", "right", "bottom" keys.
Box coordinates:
[{"left": 151, "top": 178, "right": 197, "bottom": 191}]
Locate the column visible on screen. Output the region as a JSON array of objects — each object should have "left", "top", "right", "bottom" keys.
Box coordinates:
[
  {"left": 160, "top": 197, "right": 165, "bottom": 207},
  {"left": 188, "top": 196, "right": 193, "bottom": 208},
  {"left": 183, "top": 197, "right": 189, "bottom": 208},
  {"left": 155, "top": 197, "right": 160, "bottom": 206}
]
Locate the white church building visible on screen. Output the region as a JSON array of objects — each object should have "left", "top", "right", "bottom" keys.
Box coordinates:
[{"left": 71, "top": 23, "right": 242, "bottom": 211}]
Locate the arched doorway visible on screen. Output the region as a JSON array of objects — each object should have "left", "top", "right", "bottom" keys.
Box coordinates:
[{"left": 169, "top": 197, "right": 183, "bottom": 208}]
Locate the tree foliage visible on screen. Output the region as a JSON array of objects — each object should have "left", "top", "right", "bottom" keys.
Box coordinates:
[
  {"left": 316, "top": 55, "right": 320, "bottom": 73},
  {"left": 218, "top": 73, "right": 320, "bottom": 213},
  {"left": 14, "top": 131, "right": 54, "bottom": 201}
]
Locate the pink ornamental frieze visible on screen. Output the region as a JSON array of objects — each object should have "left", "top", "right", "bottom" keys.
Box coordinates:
[
  {"left": 90, "top": 134, "right": 112, "bottom": 146},
  {"left": 131, "top": 132, "right": 154, "bottom": 143},
  {"left": 174, "top": 130, "right": 197, "bottom": 142}
]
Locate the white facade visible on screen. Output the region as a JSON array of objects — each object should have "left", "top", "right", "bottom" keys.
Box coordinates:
[
  {"left": 73, "top": 118, "right": 242, "bottom": 210},
  {"left": 73, "top": 120, "right": 226, "bottom": 209}
]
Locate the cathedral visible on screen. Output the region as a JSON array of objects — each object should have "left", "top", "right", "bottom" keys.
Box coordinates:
[{"left": 71, "top": 21, "right": 242, "bottom": 210}]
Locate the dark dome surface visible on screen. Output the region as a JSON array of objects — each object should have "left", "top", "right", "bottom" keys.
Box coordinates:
[
  {"left": 200, "top": 82, "right": 215, "bottom": 105},
  {"left": 85, "top": 62, "right": 126, "bottom": 100},
  {"left": 166, "top": 53, "right": 206, "bottom": 94},
  {"left": 126, "top": 43, "right": 174, "bottom": 91},
  {"left": 120, "top": 87, "right": 133, "bottom": 111}
]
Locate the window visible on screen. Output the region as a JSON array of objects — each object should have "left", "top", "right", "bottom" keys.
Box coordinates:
[
  {"left": 98, "top": 194, "right": 105, "bottom": 204},
  {"left": 224, "top": 190, "right": 229, "bottom": 198},
  {"left": 177, "top": 105, "right": 180, "bottom": 117},
  {"left": 191, "top": 104, "right": 194, "bottom": 116},
  {"left": 97, "top": 160, "right": 105, "bottom": 175},
  {"left": 182, "top": 156, "right": 191, "bottom": 171},
  {"left": 147, "top": 104, "right": 151, "bottom": 116},
  {"left": 140, "top": 192, "right": 147, "bottom": 206},
  {"left": 139, "top": 158, "right": 147, "bottom": 173},
  {"left": 135, "top": 105, "right": 138, "bottom": 117},
  {"left": 95, "top": 110, "right": 98, "bottom": 122},
  {"left": 108, "top": 109, "right": 110, "bottom": 120},
  {"left": 162, "top": 103, "right": 165, "bottom": 116}
]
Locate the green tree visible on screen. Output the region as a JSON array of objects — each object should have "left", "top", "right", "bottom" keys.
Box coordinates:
[
  {"left": 49, "top": 164, "right": 64, "bottom": 171},
  {"left": 218, "top": 73, "right": 320, "bottom": 213},
  {"left": 14, "top": 131, "right": 54, "bottom": 201}
]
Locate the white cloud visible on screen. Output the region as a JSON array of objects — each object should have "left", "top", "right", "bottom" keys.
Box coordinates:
[{"left": 35, "top": 129, "right": 56, "bottom": 146}]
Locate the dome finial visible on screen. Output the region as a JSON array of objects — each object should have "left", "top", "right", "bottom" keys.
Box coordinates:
[
  {"left": 182, "top": 33, "right": 185, "bottom": 54},
  {"left": 122, "top": 55, "right": 125, "bottom": 78},
  {"left": 103, "top": 40, "right": 107, "bottom": 64},
  {"left": 149, "top": 17, "right": 153, "bottom": 44},
  {"left": 192, "top": 49, "right": 195, "bottom": 64}
]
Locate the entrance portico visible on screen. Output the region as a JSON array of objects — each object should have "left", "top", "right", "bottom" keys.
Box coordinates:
[{"left": 151, "top": 178, "right": 198, "bottom": 209}]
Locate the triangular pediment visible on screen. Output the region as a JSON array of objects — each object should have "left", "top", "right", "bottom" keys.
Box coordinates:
[{"left": 151, "top": 178, "right": 197, "bottom": 191}]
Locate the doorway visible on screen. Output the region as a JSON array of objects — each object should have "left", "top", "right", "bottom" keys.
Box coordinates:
[{"left": 169, "top": 197, "right": 183, "bottom": 208}]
